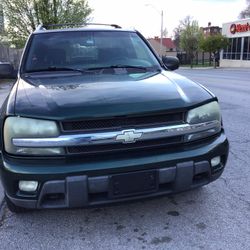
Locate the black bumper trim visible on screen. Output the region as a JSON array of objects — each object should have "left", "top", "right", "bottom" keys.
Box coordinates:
[
  {"left": 6, "top": 160, "right": 223, "bottom": 209},
  {"left": 66, "top": 176, "right": 88, "bottom": 208},
  {"left": 174, "top": 162, "right": 194, "bottom": 191}
]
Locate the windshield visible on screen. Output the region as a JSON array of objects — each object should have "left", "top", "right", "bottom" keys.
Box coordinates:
[{"left": 23, "top": 31, "right": 161, "bottom": 73}]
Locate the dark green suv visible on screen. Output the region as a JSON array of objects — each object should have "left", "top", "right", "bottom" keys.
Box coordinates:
[{"left": 0, "top": 24, "right": 229, "bottom": 212}]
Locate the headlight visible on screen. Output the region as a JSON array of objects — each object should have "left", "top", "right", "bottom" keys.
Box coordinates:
[
  {"left": 4, "top": 117, "right": 64, "bottom": 155},
  {"left": 185, "top": 101, "right": 222, "bottom": 142},
  {"left": 187, "top": 101, "right": 221, "bottom": 124}
]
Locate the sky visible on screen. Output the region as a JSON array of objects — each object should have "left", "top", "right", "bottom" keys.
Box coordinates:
[{"left": 88, "top": 0, "right": 247, "bottom": 38}]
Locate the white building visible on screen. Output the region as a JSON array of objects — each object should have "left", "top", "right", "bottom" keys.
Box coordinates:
[{"left": 220, "top": 18, "right": 250, "bottom": 68}]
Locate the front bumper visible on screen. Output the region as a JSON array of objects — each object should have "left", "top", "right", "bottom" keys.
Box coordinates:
[{"left": 0, "top": 133, "right": 229, "bottom": 209}]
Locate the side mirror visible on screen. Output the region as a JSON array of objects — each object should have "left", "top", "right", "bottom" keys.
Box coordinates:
[{"left": 162, "top": 56, "right": 179, "bottom": 71}]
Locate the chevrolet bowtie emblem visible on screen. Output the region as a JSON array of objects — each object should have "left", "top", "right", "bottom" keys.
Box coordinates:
[{"left": 116, "top": 130, "right": 143, "bottom": 144}]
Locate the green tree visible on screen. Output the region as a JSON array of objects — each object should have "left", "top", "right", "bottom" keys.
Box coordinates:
[
  {"left": 200, "top": 35, "right": 229, "bottom": 68},
  {"left": 179, "top": 16, "right": 203, "bottom": 68},
  {"left": 239, "top": 0, "right": 250, "bottom": 18},
  {"left": 2, "top": 0, "right": 92, "bottom": 48}
]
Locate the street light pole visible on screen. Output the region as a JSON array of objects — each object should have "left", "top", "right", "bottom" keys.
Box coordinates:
[
  {"left": 145, "top": 4, "right": 164, "bottom": 57},
  {"left": 160, "top": 10, "right": 163, "bottom": 57}
]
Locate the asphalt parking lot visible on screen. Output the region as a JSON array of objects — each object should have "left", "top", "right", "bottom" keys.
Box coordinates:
[{"left": 0, "top": 68, "right": 250, "bottom": 250}]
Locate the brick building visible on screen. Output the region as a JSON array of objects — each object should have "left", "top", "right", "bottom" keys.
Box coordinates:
[{"left": 148, "top": 37, "right": 177, "bottom": 57}]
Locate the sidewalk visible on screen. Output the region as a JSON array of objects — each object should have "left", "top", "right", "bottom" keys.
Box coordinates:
[
  {"left": 179, "top": 67, "right": 213, "bottom": 70},
  {"left": 0, "top": 174, "right": 5, "bottom": 217},
  {"left": 0, "top": 80, "right": 14, "bottom": 210},
  {"left": 179, "top": 66, "right": 250, "bottom": 71},
  {"left": 0, "top": 182, "right": 4, "bottom": 207}
]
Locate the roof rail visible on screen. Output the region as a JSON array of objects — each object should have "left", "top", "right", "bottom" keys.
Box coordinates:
[
  {"left": 35, "top": 24, "right": 46, "bottom": 31},
  {"left": 36, "top": 23, "right": 122, "bottom": 31}
]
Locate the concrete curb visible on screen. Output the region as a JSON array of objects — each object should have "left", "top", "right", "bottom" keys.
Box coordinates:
[{"left": 0, "top": 182, "right": 4, "bottom": 205}]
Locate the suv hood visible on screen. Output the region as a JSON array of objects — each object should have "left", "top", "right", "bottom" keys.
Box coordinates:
[{"left": 14, "top": 71, "right": 213, "bottom": 120}]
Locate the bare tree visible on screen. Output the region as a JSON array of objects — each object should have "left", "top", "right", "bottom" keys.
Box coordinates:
[
  {"left": 173, "top": 16, "right": 193, "bottom": 50},
  {"left": 0, "top": 3, "right": 4, "bottom": 33},
  {"left": 239, "top": 0, "right": 250, "bottom": 19}
]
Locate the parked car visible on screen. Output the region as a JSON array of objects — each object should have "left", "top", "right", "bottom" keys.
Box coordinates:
[
  {"left": 0, "top": 24, "right": 229, "bottom": 213},
  {"left": 0, "top": 62, "right": 16, "bottom": 79}
]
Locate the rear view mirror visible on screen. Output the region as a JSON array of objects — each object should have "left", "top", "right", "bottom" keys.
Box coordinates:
[{"left": 162, "top": 56, "right": 179, "bottom": 71}]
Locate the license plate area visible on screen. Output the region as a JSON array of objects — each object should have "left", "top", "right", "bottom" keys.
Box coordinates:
[{"left": 109, "top": 170, "right": 158, "bottom": 199}]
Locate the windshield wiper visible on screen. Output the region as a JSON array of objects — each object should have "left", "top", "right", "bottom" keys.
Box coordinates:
[
  {"left": 86, "top": 65, "right": 154, "bottom": 71},
  {"left": 26, "top": 67, "right": 86, "bottom": 73}
]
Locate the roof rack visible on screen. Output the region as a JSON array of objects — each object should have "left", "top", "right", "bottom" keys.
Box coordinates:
[
  {"left": 35, "top": 24, "right": 46, "bottom": 31},
  {"left": 35, "top": 23, "right": 122, "bottom": 31}
]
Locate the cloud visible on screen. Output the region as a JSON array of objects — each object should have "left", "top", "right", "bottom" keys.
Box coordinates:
[
  {"left": 88, "top": 0, "right": 246, "bottom": 37},
  {"left": 193, "top": 0, "right": 238, "bottom": 2}
]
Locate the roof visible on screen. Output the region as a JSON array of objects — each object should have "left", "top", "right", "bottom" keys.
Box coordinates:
[
  {"left": 148, "top": 37, "right": 176, "bottom": 49},
  {"left": 202, "top": 26, "right": 221, "bottom": 30}
]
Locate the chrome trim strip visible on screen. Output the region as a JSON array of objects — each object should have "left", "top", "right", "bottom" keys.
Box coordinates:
[{"left": 12, "top": 121, "right": 221, "bottom": 148}]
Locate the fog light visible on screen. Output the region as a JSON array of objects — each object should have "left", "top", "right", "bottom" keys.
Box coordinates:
[
  {"left": 19, "top": 181, "right": 38, "bottom": 192},
  {"left": 211, "top": 156, "right": 221, "bottom": 167}
]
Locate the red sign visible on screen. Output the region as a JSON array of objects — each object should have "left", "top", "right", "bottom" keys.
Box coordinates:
[{"left": 230, "top": 23, "right": 250, "bottom": 34}]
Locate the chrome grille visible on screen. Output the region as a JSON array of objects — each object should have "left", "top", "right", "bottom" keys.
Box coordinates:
[
  {"left": 12, "top": 119, "right": 221, "bottom": 156},
  {"left": 61, "top": 112, "right": 184, "bottom": 155}
]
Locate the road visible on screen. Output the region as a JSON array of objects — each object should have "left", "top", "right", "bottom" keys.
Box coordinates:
[{"left": 0, "top": 69, "right": 250, "bottom": 250}]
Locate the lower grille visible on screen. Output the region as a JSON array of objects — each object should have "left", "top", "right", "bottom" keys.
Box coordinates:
[{"left": 67, "top": 136, "right": 183, "bottom": 155}]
